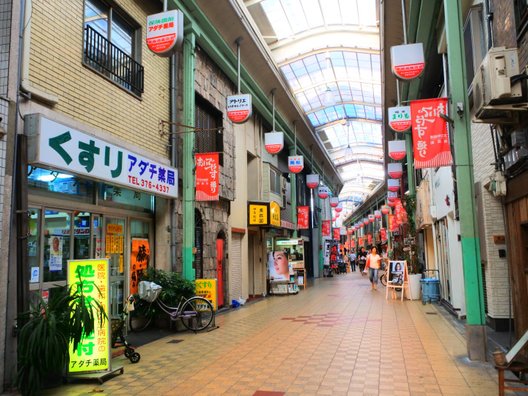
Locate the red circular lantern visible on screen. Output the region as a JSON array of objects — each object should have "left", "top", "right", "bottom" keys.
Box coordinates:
[{"left": 381, "top": 205, "right": 390, "bottom": 215}]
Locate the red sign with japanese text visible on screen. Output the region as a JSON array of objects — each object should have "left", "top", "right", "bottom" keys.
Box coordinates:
[
  {"left": 411, "top": 98, "right": 453, "bottom": 169},
  {"left": 146, "top": 10, "right": 183, "bottom": 56},
  {"left": 367, "top": 233, "right": 373, "bottom": 245},
  {"left": 322, "top": 220, "right": 331, "bottom": 236},
  {"left": 333, "top": 228, "right": 340, "bottom": 241},
  {"left": 380, "top": 228, "right": 387, "bottom": 242},
  {"left": 195, "top": 153, "right": 219, "bottom": 201},
  {"left": 297, "top": 206, "right": 309, "bottom": 230},
  {"left": 227, "top": 94, "right": 252, "bottom": 123}
]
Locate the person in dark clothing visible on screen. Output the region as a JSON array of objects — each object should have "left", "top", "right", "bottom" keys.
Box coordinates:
[{"left": 357, "top": 247, "right": 368, "bottom": 274}]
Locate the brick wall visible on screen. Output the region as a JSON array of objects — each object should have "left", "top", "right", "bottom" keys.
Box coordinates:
[
  {"left": 471, "top": 122, "right": 510, "bottom": 319},
  {"left": 28, "top": 0, "right": 169, "bottom": 159}
]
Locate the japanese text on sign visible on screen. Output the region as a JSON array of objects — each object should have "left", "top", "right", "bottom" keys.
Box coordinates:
[
  {"left": 195, "top": 153, "right": 220, "bottom": 201},
  {"left": 248, "top": 203, "right": 268, "bottom": 225},
  {"left": 195, "top": 279, "right": 217, "bottom": 311},
  {"left": 27, "top": 115, "right": 178, "bottom": 198},
  {"left": 68, "top": 259, "right": 109, "bottom": 374}
]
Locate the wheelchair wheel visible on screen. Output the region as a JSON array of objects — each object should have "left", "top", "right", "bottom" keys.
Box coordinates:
[{"left": 129, "top": 352, "right": 141, "bottom": 364}]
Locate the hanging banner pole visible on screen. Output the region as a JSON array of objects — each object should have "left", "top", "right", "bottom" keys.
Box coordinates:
[{"left": 236, "top": 37, "right": 242, "bottom": 94}]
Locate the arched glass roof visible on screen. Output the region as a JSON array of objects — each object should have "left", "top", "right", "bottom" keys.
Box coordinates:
[{"left": 245, "top": 0, "right": 383, "bottom": 218}]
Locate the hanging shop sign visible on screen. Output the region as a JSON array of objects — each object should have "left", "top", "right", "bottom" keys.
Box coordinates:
[
  {"left": 68, "top": 259, "right": 110, "bottom": 374},
  {"left": 248, "top": 201, "right": 281, "bottom": 227},
  {"left": 227, "top": 94, "right": 252, "bottom": 123},
  {"left": 330, "top": 197, "right": 339, "bottom": 208},
  {"left": 388, "top": 140, "right": 406, "bottom": 161},
  {"left": 130, "top": 238, "right": 150, "bottom": 295},
  {"left": 195, "top": 152, "right": 219, "bottom": 201},
  {"left": 264, "top": 131, "right": 284, "bottom": 154},
  {"left": 381, "top": 205, "right": 391, "bottom": 215},
  {"left": 410, "top": 97, "right": 454, "bottom": 169},
  {"left": 388, "top": 106, "right": 412, "bottom": 132},
  {"left": 146, "top": 10, "right": 184, "bottom": 56},
  {"left": 380, "top": 228, "right": 387, "bottom": 242},
  {"left": 297, "top": 206, "right": 310, "bottom": 230},
  {"left": 333, "top": 228, "right": 340, "bottom": 241},
  {"left": 375, "top": 210, "right": 382, "bottom": 219},
  {"left": 26, "top": 114, "right": 178, "bottom": 198},
  {"left": 318, "top": 186, "right": 329, "bottom": 199},
  {"left": 322, "top": 220, "right": 331, "bottom": 236},
  {"left": 306, "top": 174, "right": 319, "bottom": 189},
  {"left": 390, "top": 43, "right": 425, "bottom": 80},
  {"left": 387, "top": 178, "right": 400, "bottom": 192},
  {"left": 388, "top": 163, "right": 403, "bottom": 179},
  {"left": 335, "top": 206, "right": 343, "bottom": 213},
  {"left": 368, "top": 214, "right": 375, "bottom": 223},
  {"left": 269, "top": 201, "right": 281, "bottom": 227},
  {"left": 388, "top": 191, "right": 399, "bottom": 202},
  {"left": 363, "top": 218, "right": 369, "bottom": 225},
  {"left": 288, "top": 155, "right": 304, "bottom": 173}
]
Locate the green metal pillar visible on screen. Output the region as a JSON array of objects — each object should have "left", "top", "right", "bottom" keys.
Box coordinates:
[
  {"left": 405, "top": 133, "right": 415, "bottom": 195},
  {"left": 182, "top": 28, "right": 196, "bottom": 281},
  {"left": 444, "top": 0, "right": 486, "bottom": 360},
  {"left": 289, "top": 147, "right": 298, "bottom": 238}
]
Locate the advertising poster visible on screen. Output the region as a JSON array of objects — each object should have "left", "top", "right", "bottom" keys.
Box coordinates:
[
  {"left": 130, "top": 238, "right": 150, "bottom": 295},
  {"left": 68, "top": 259, "right": 110, "bottom": 374},
  {"left": 195, "top": 279, "right": 218, "bottom": 310},
  {"left": 268, "top": 250, "right": 290, "bottom": 281},
  {"left": 49, "top": 236, "right": 63, "bottom": 271}
]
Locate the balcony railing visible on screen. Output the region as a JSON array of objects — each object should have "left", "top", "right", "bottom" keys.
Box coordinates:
[{"left": 83, "top": 25, "right": 144, "bottom": 96}]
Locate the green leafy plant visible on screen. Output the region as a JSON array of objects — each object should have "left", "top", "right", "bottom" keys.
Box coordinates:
[
  {"left": 16, "top": 274, "right": 107, "bottom": 396},
  {"left": 139, "top": 267, "right": 195, "bottom": 307}
]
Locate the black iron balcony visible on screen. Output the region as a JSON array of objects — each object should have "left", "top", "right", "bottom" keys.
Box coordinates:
[{"left": 83, "top": 25, "right": 144, "bottom": 96}]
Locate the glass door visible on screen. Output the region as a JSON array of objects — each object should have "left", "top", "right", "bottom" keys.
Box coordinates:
[
  {"left": 130, "top": 219, "right": 151, "bottom": 295},
  {"left": 105, "top": 217, "right": 126, "bottom": 319}
]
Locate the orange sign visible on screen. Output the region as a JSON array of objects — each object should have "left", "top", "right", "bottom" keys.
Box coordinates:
[
  {"left": 106, "top": 223, "right": 123, "bottom": 234},
  {"left": 130, "top": 238, "right": 150, "bottom": 295}
]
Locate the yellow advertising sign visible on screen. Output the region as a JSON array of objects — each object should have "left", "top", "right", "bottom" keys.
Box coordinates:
[
  {"left": 68, "top": 259, "right": 110, "bottom": 374},
  {"left": 248, "top": 203, "right": 268, "bottom": 225},
  {"left": 195, "top": 278, "right": 217, "bottom": 310},
  {"left": 269, "top": 201, "right": 281, "bottom": 227},
  {"left": 106, "top": 223, "right": 123, "bottom": 234}
]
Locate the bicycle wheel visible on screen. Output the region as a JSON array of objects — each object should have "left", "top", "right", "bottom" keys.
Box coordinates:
[
  {"left": 128, "top": 298, "right": 154, "bottom": 332},
  {"left": 380, "top": 273, "right": 387, "bottom": 287},
  {"left": 180, "top": 297, "right": 214, "bottom": 332}
]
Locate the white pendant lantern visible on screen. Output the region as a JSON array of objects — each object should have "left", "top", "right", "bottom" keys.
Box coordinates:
[
  {"left": 306, "top": 174, "right": 319, "bottom": 189},
  {"left": 387, "top": 178, "right": 400, "bottom": 192},
  {"left": 388, "top": 140, "right": 406, "bottom": 161},
  {"left": 388, "top": 163, "right": 403, "bottom": 179}
]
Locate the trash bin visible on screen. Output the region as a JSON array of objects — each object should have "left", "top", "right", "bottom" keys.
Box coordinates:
[{"left": 420, "top": 278, "right": 440, "bottom": 304}]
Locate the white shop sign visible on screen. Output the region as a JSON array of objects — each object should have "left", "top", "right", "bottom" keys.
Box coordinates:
[
  {"left": 26, "top": 114, "right": 178, "bottom": 198},
  {"left": 146, "top": 10, "right": 184, "bottom": 56},
  {"left": 227, "top": 94, "right": 252, "bottom": 124},
  {"left": 390, "top": 43, "right": 425, "bottom": 80},
  {"left": 388, "top": 106, "right": 412, "bottom": 132}
]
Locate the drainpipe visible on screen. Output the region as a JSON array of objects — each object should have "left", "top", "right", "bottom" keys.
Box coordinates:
[{"left": 290, "top": 122, "right": 297, "bottom": 238}]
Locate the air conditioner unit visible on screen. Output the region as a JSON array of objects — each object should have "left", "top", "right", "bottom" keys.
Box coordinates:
[{"left": 471, "top": 47, "right": 525, "bottom": 124}]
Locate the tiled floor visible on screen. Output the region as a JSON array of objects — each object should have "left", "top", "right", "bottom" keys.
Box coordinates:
[{"left": 48, "top": 272, "right": 500, "bottom": 395}]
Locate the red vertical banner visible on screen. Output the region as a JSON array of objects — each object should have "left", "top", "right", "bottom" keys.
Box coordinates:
[
  {"left": 380, "top": 228, "right": 387, "bottom": 242},
  {"left": 351, "top": 239, "right": 356, "bottom": 248},
  {"left": 333, "top": 228, "right": 340, "bottom": 241},
  {"left": 297, "top": 206, "right": 309, "bottom": 229},
  {"left": 410, "top": 98, "right": 453, "bottom": 169},
  {"left": 367, "top": 233, "right": 373, "bottom": 245},
  {"left": 195, "top": 153, "right": 219, "bottom": 201},
  {"left": 322, "top": 220, "right": 331, "bottom": 236},
  {"left": 358, "top": 237, "right": 364, "bottom": 246}
]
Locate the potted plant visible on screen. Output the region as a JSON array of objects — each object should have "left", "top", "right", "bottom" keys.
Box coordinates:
[
  {"left": 131, "top": 267, "right": 195, "bottom": 329},
  {"left": 15, "top": 275, "right": 107, "bottom": 396}
]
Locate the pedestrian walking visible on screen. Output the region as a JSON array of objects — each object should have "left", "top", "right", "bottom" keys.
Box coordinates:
[
  {"left": 349, "top": 250, "right": 357, "bottom": 272},
  {"left": 366, "top": 247, "right": 382, "bottom": 290},
  {"left": 358, "top": 247, "right": 368, "bottom": 274}
]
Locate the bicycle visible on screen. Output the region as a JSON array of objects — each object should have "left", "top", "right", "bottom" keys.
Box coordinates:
[{"left": 129, "top": 281, "right": 214, "bottom": 333}]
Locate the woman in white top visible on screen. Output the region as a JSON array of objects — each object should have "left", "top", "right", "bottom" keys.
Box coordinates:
[{"left": 367, "top": 247, "right": 382, "bottom": 290}]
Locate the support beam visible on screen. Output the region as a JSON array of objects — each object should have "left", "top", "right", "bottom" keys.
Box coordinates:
[{"left": 444, "top": 0, "right": 487, "bottom": 361}]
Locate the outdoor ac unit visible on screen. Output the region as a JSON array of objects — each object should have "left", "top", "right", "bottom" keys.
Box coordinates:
[{"left": 471, "top": 47, "right": 524, "bottom": 124}]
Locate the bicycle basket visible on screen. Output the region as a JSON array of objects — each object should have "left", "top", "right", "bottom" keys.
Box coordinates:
[{"left": 138, "top": 281, "right": 162, "bottom": 302}]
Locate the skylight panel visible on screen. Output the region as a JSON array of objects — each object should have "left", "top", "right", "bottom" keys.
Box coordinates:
[
  {"left": 261, "top": 0, "right": 293, "bottom": 39},
  {"left": 356, "top": 0, "right": 377, "bottom": 27},
  {"left": 308, "top": 113, "right": 319, "bottom": 126},
  {"left": 321, "top": 0, "right": 341, "bottom": 25},
  {"left": 339, "top": 0, "right": 359, "bottom": 25},
  {"left": 282, "top": 0, "right": 309, "bottom": 34},
  {"left": 302, "top": 0, "right": 324, "bottom": 28}
]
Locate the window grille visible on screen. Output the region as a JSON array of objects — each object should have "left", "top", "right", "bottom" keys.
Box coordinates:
[{"left": 195, "top": 95, "right": 224, "bottom": 165}]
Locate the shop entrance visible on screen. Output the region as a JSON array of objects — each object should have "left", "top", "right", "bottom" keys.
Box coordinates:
[
  {"left": 105, "top": 217, "right": 126, "bottom": 318},
  {"left": 216, "top": 232, "right": 227, "bottom": 307}
]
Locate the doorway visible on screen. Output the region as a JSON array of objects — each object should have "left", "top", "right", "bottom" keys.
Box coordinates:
[{"left": 216, "top": 231, "right": 227, "bottom": 308}]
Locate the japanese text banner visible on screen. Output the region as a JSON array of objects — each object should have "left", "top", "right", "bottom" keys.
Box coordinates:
[
  {"left": 27, "top": 114, "right": 178, "bottom": 198},
  {"left": 195, "top": 153, "right": 220, "bottom": 201},
  {"left": 410, "top": 98, "right": 453, "bottom": 169},
  {"left": 297, "top": 206, "right": 309, "bottom": 230},
  {"left": 322, "top": 220, "right": 331, "bottom": 236}
]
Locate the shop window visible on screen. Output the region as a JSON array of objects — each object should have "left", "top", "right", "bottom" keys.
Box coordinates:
[
  {"left": 130, "top": 219, "right": 151, "bottom": 296},
  {"left": 43, "top": 210, "right": 71, "bottom": 283},
  {"left": 28, "top": 209, "right": 40, "bottom": 284},
  {"left": 100, "top": 183, "right": 154, "bottom": 213},
  {"left": 28, "top": 166, "right": 95, "bottom": 202},
  {"left": 74, "top": 212, "right": 93, "bottom": 259},
  {"left": 83, "top": 0, "right": 144, "bottom": 96},
  {"left": 195, "top": 94, "right": 224, "bottom": 166},
  {"left": 463, "top": 5, "right": 487, "bottom": 90},
  {"left": 515, "top": 0, "right": 528, "bottom": 37},
  {"left": 269, "top": 166, "right": 281, "bottom": 195}
]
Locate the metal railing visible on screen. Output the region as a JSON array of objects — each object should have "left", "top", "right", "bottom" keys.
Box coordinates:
[{"left": 83, "top": 25, "right": 144, "bottom": 96}]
